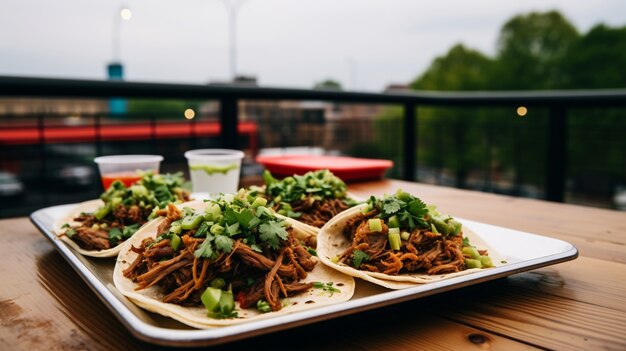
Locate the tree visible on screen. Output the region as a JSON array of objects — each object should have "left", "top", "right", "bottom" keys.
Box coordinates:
[
  {"left": 560, "top": 24, "right": 626, "bottom": 89},
  {"left": 495, "top": 11, "right": 579, "bottom": 89},
  {"left": 410, "top": 44, "right": 496, "bottom": 188},
  {"left": 411, "top": 44, "right": 494, "bottom": 91},
  {"left": 313, "top": 79, "right": 343, "bottom": 90}
]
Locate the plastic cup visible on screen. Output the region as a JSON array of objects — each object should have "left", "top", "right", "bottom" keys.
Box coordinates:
[
  {"left": 94, "top": 155, "right": 163, "bottom": 189},
  {"left": 184, "top": 149, "right": 244, "bottom": 196}
]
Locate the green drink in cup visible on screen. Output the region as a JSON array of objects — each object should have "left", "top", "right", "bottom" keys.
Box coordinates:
[{"left": 184, "top": 149, "right": 244, "bottom": 197}]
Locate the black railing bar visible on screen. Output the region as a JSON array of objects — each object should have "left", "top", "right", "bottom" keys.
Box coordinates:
[{"left": 1, "top": 76, "right": 626, "bottom": 107}]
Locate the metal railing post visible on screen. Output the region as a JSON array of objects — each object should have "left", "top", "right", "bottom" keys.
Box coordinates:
[
  {"left": 220, "top": 97, "right": 239, "bottom": 149},
  {"left": 546, "top": 105, "right": 567, "bottom": 202},
  {"left": 403, "top": 102, "right": 416, "bottom": 181}
]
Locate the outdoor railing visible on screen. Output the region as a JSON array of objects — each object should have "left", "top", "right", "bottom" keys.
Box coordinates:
[{"left": 1, "top": 76, "right": 625, "bottom": 215}]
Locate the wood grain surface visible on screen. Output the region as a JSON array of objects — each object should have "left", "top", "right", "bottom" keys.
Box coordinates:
[{"left": 1, "top": 180, "right": 625, "bottom": 350}]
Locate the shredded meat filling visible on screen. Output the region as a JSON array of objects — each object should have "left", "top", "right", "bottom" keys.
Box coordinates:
[
  {"left": 124, "top": 229, "right": 317, "bottom": 312},
  {"left": 275, "top": 197, "right": 350, "bottom": 228},
  {"left": 68, "top": 193, "right": 186, "bottom": 251},
  {"left": 338, "top": 214, "right": 467, "bottom": 275}
]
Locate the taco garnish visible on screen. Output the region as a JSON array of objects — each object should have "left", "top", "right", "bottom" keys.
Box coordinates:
[
  {"left": 255, "top": 169, "right": 358, "bottom": 228},
  {"left": 56, "top": 172, "right": 190, "bottom": 255},
  {"left": 316, "top": 189, "right": 500, "bottom": 289},
  {"left": 118, "top": 192, "right": 349, "bottom": 321}
]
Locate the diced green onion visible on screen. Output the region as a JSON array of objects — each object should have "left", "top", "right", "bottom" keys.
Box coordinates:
[
  {"left": 252, "top": 197, "right": 267, "bottom": 207},
  {"left": 330, "top": 256, "right": 339, "bottom": 263},
  {"left": 388, "top": 227, "right": 400, "bottom": 235},
  {"left": 400, "top": 231, "right": 410, "bottom": 241},
  {"left": 93, "top": 205, "right": 110, "bottom": 220},
  {"left": 388, "top": 231, "right": 401, "bottom": 250},
  {"left": 465, "top": 258, "right": 482, "bottom": 269},
  {"left": 169, "top": 222, "right": 182, "bottom": 235},
  {"left": 110, "top": 196, "right": 122, "bottom": 209},
  {"left": 181, "top": 214, "right": 203, "bottom": 230},
  {"left": 204, "top": 203, "right": 222, "bottom": 221},
  {"left": 361, "top": 204, "right": 371, "bottom": 214},
  {"left": 448, "top": 219, "right": 462, "bottom": 235},
  {"left": 130, "top": 185, "right": 149, "bottom": 197},
  {"left": 430, "top": 223, "right": 438, "bottom": 234},
  {"left": 210, "top": 224, "right": 225, "bottom": 235},
  {"left": 170, "top": 233, "right": 181, "bottom": 251},
  {"left": 430, "top": 216, "right": 449, "bottom": 235},
  {"left": 368, "top": 218, "right": 383, "bottom": 232}
]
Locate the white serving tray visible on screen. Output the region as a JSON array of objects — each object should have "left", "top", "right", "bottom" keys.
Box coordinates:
[{"left": 31, "top": 203, "right": 578, "bottom": 347}]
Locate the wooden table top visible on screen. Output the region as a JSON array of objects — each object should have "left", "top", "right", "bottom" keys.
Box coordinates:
[{"left": 1, "top": 179, "right": 625, "bottom": 350}]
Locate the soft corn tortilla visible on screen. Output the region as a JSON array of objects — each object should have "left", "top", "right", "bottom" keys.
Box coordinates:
[
  {"left": 113, "top": 201, "right": 356, "bottom": 328},
  {"left": 317, "top": 204, "right": 505, "bottom": 290},
  {"left": 53, "top": 199, "right": 124, "bottom": 258}
]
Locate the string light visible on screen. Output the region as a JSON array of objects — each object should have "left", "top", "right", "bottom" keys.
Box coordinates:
[
  {"left": 184, "top": 109, "right": 196, "bottom": 120},
  {"left": 120, "top": 8, "right": 132, "bottom": 20}
]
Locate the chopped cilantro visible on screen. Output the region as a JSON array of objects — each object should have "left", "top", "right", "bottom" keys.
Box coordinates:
[
  {"left": 215, "top": 235, "right": 234, "bottom": 253},
  {"left": 257, "top": 300, "right": 272, "bottom": 313},
  {"left": 260, "top": 170, "right": 348, "bottom": 219},
  {"left": 65, "top": 228, "right": 76, "bottom": 238},
  {"left": 122, "top": 223, "right": 140, "bottom": 238},
  {"left": 194, "top": 238, "right": 214, "bottom": 258},
  {"left": 368, "top": 190, "right": 435, "bottom": 232},
  {"left": 313, "top": 281, "right": 341, "bottom": 297},
  {"left": 462, "top": 236, "right": 471, "bottom": 247},
  {"left": 225, "top": 222, "right": 241, "bottom": 236},
  {"left": 108, "top": 227, "right": 123, "bottom": 242},
  {"left": 259, "top": 220, "right": 289, "bottom": 250},
  {"left": 353, "top": 250, "right": 370, "bottom": 268},
  {"left": 382, "top": 197, "right": 404, "bottom": 214}
]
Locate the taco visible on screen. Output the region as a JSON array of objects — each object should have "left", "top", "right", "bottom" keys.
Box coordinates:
[
  {"left": 317, "top": 190, "right": 503, "bottom": 289},
  {"left": 113, "top": 193, "right": 355, "bottom": 328},
  {"left": 250, "top": 169, "right": 360, "bottom": 242},
  {"left": 54, "top": 172, "right": 191, "bottom": 257}
]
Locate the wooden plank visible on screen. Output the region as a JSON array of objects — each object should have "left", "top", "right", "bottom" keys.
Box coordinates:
[
  {"left": 442, "top": 290, "right": 626, "bottom": 351},
  {"left": 0, "top": 217, "right": 539, "bottom": 350},
  {"left": 503, "top": 257, "right": 626, "bottom": 313},
  {"left": 432, "top": 257, "right": 626, "bottom": 350},
  {"left": 350, "top": 180, "right": 626, "bottom": 263}
]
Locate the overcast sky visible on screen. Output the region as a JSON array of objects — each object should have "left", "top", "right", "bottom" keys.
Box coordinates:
[{"left": 1, "top": 0, "right": 625, "bottom": 91}]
